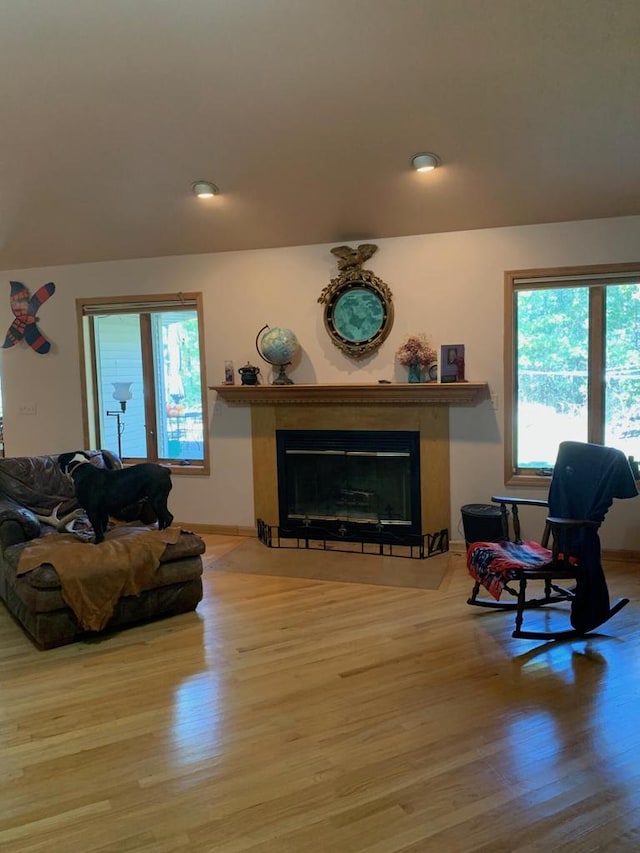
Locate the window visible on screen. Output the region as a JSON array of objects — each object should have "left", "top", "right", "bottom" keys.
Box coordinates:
[
  {"left": 506, "top": 263, "right": 640, "bottom": 483},
  {"left": 77, "top": 293, "right": 209, "bottom": 474}
]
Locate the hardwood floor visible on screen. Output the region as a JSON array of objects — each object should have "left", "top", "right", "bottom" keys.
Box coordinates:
[{"left": 1, "top": 535, "right": 640, "bottom": 852}]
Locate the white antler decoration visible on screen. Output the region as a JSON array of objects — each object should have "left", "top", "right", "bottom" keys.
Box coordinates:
[{"left": 34, "top": 503, "right": 86, "bottom": 533}]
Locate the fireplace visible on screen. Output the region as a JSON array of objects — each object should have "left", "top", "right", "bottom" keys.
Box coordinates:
[
  {"left": 210, "top": 385, "right": 475, "bottom": 557},
  {"left": 276, "top": 430, "right": 421, "bottom": 542}
]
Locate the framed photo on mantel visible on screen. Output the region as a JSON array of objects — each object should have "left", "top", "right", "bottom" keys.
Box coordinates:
[{"left": 440, "top": 344, "right": 465, "bottom": 382}]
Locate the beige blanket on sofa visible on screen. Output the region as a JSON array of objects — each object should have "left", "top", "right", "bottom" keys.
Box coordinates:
[{"left": 17, "top": 525, "right": 182, "bottom": 632}]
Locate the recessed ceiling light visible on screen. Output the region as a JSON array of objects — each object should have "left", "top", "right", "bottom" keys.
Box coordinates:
[
  {"left": 192, "top": 180, "right": 219, "bottom": 198},
  {"left": 411, "top": 153, "right": 440, "bottom": 172}
]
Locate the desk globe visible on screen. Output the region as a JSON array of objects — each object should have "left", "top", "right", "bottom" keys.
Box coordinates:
[{"left": 256, "top": 325, "right": 299, "bottom": 385}]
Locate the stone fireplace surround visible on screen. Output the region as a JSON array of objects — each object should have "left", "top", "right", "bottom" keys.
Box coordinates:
[{"left": 212, "top": 383, "right": 488, "bottom": 541}]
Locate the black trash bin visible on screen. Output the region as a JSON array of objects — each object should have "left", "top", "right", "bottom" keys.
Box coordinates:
[{"left": 460, "top": 503, "right": 505, "bottom": 548}]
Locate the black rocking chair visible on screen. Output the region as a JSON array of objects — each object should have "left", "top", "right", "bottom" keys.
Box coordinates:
[{"left": 466, "top": 441, "right": 638, "bottom": 640}]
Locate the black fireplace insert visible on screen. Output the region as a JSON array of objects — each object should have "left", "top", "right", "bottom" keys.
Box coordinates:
[{"left": 275, "top": 429, "right": 422, "bottom": 545}]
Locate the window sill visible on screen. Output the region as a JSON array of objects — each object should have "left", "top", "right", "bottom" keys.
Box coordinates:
[
  {"left": 165, "top": 462, "right": 209, "bottom": 476},
  {"left": 505, "top": 474, "right": 552, "bottom": 489}
]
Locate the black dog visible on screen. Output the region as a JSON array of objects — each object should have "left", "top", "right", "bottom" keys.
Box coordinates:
[{"left": 58, "top": 451, "right": 174, "bottom": 544}]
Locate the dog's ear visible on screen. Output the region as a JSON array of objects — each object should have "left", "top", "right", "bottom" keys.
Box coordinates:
[
  {"left": 57, "top": 452, "right": 73, "bottom": 472},
  {"left": 57, "top": 451, "right": 88, "bottom": 472}
]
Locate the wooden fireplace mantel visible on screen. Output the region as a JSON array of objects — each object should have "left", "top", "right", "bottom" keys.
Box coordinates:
[{"left": 209, "top": 381, "right": 488, "bottom": 406}]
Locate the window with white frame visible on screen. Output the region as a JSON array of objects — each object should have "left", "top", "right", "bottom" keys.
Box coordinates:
[
  {"left": 506, "top": 263, "right": 640, "bottom": 481},
  {"left": 77, "top": 293, "right": 209, "bottom": 473}
]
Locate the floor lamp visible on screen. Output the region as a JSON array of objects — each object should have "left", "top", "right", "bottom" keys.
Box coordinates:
[{"left": 106, "top": 382, "right": 132, "bottom": 459}]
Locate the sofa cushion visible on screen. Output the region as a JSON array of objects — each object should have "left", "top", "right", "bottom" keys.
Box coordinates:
[{"left": 24, "top": 563, "right": 60, "bottom": 590}]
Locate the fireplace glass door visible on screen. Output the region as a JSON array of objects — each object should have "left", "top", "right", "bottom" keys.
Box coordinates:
[{"left": 276, "top": 430, "right": 421, "bottom": 540}]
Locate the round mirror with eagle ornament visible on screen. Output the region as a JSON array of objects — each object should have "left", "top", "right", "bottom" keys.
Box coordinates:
[{"left": 318, "top": 243, "right": 394, "bottom": 358}]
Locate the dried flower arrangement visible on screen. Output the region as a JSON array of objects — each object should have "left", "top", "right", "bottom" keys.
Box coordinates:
[{"left": 396, "top": 333, "right": 437, "bottom": 367}]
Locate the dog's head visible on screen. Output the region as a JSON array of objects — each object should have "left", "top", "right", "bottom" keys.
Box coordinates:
[{"left": 58, "top": 451, "right": 92, "bottom": 476}]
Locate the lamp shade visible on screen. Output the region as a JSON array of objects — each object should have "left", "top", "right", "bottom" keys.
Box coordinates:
[{"left": 112, "top": 382, "right": 133, "bottom": 403}]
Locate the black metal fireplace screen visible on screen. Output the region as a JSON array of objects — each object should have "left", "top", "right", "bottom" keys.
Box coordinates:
[{"left": 256, "top": 429, "right": 448, "bottom": 559}]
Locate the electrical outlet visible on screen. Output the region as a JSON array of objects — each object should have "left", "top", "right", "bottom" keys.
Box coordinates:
[
  {"left": 19, "top": 402, "right": 37, "bottom": 415},
  {"left": 490, "top": 392, "right": 499, "bottom": 411}
]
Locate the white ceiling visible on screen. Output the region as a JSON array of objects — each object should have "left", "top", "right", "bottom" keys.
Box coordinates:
[{"left": 1, "top": 0, "right": 639, "bottom": 270}]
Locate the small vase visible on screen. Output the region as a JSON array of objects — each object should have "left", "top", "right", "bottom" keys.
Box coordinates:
[{"left": 407, "top": 363, "right": 422, "bottom": 383}]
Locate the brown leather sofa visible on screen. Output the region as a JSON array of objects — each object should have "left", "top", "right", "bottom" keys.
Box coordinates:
[{"left": 0, "top": 450, "right": 205, "bottom": 649}]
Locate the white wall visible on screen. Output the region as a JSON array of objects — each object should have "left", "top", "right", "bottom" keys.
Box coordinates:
[{"left": 2, "top": 215, "right": 640, "bottom": 549}]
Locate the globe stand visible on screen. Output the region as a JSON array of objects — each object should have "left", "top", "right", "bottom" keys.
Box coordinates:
[{"left": 273, "top": 363, "right": 293, "bottom": 385}]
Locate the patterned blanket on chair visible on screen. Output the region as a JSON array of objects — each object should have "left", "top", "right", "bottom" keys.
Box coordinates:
[{"left": 467, "top": 539, "right": 552, "bottom": 601}]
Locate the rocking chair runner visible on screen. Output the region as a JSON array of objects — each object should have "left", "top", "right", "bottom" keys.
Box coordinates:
[{"left": 466, "top": 441, "right": 638, "bottom": 640}]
